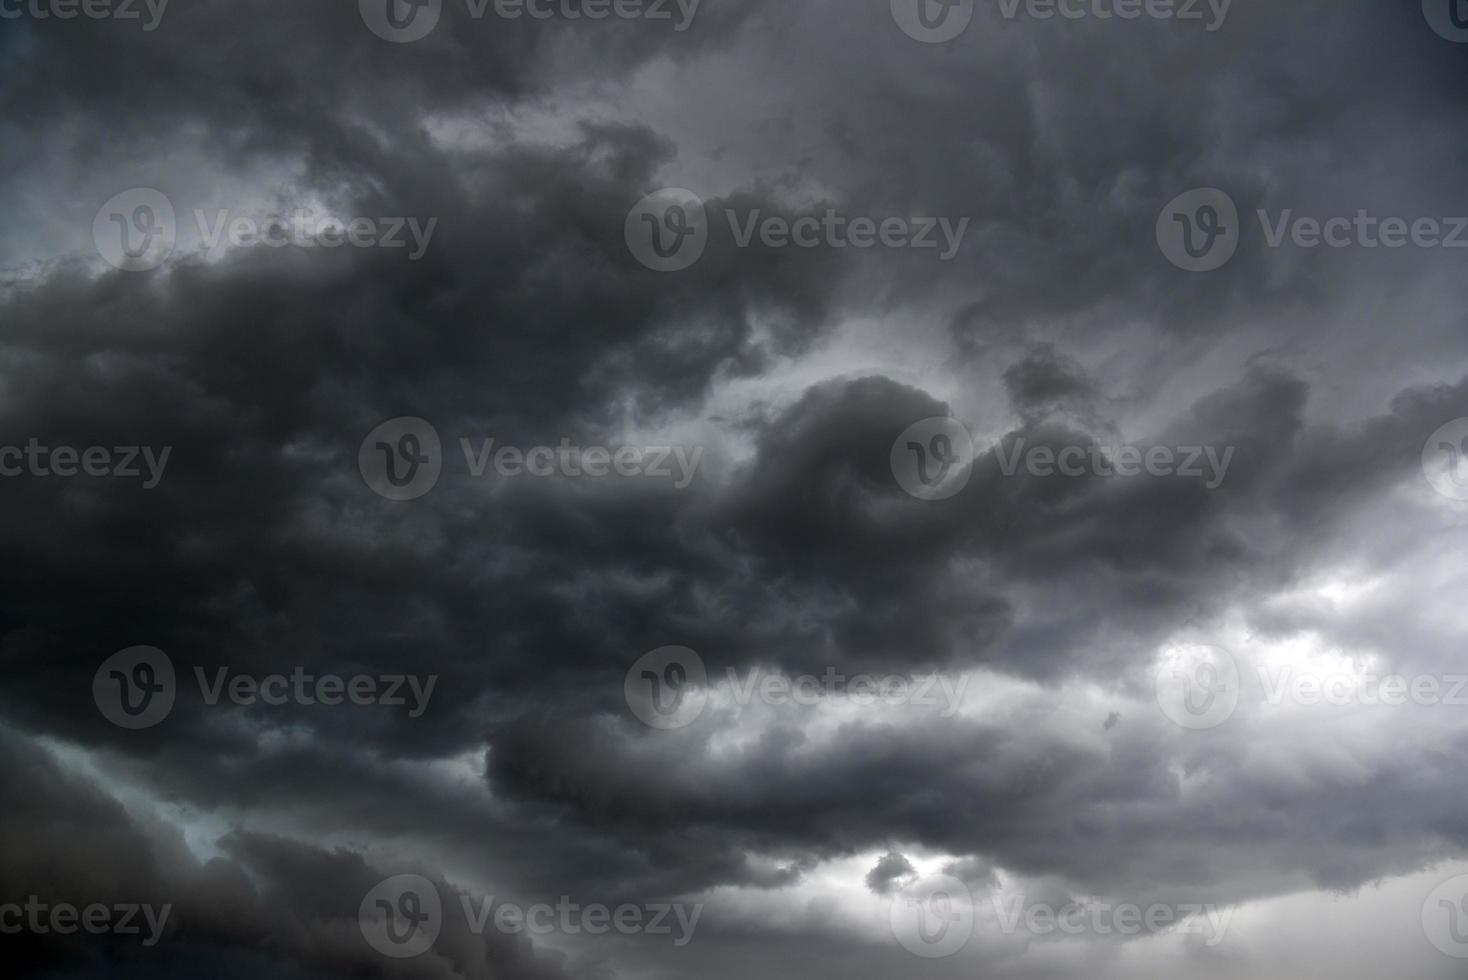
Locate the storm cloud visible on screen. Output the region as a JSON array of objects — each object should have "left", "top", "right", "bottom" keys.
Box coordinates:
[{"left": 3, "top": 1, "right": 1468, "bottom": 978}]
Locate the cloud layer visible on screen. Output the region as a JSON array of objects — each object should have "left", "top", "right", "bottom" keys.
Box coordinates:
[{"left": 4, "top": 1, "right": 1468, "bottom": 978}]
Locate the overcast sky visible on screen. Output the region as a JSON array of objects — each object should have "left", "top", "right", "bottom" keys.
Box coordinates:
[{"left": 4, "top": 1, "right": 1468, "bottom": 978}]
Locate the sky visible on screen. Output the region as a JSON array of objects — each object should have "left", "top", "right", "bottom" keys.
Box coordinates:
[{"left": 3, "top": 1, "right": 1468, "bottom": 978}]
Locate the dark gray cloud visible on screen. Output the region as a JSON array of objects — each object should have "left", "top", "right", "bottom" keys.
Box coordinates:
[
  {"left": 0, "top": 728, "right": 585, "bottom": 980},
  {"left": 4, "top": 2, "right": 1468, "bottom": 978},
  {"left": 864, "top": 852, "right": 916, "bottom": 894}
]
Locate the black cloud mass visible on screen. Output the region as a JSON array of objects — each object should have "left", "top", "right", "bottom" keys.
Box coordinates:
[{"left": 3, "top": 2, "right": 1468, "bottom": 978}]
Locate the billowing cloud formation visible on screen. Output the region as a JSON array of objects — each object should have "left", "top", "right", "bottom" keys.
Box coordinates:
[{"left": 4, "top": 1, "right": 1468, "bottom": 978}]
